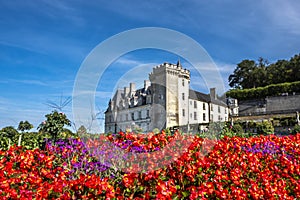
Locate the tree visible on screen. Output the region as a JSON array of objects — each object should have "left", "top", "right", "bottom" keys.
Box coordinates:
[
  {"left": 228, "top": 55, "right": 300, "bottom": 89},
  {"left": 77, "top": 125, "right": 87, "bottom": 136},
  {"left": 18, "top": 121, "right": 33, "bottom": 132},
  {"left": 0, "top": 126, "right": 18, "bottom": 138},
  {"left": 228, "top": 59, "right": 257, "bottom": 89},
  {"left": 38, "top": 111, "right": 71, "bottom": 141}
]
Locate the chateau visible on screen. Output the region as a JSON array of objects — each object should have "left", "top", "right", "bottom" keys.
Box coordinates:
[{"left": 105, "top": 61, "right": 231, "bottom": 133}]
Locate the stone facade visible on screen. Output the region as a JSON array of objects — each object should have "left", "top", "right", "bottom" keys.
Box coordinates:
[
  {"left": 105, "top": 61, "right": 229, "bottom": 133},
  {"left": 238, "top": 94, "right": 300, "bottom": 116}
]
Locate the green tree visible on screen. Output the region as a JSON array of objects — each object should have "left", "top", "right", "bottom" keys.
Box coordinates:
[
  {"left": 38, "top": 111, "right": 71, "bottom": 141},
  {"left": 0, "top": 126, "right": 18, "bottom": 138},
  {"left": 77, "top": 125, "right": 87, "bottom": 136},
  {"left": 18, "top": 121, "right": 34, "bottom": 132},
  {"left": 229, "top": 54, "right": 300, "bottom": 90},
  {"left": 228, "top": 59, "right": 257, "bottom": 89}
]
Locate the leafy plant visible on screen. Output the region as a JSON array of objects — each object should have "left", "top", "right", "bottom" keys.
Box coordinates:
[
  {"left": 256, "top": 121, "right": 274, "bottom": 135},
  {"left": 18, "top": 120, "right": 33, "bottom": 132},
  {"left": 0, "top": 126, "right": 18, "bottom": 138},
  {"left": 38, "top": 110, "right": 71, "bottom": 141},
  {"left": 292, "top": 124, "right": 300, "bottom": 134}
]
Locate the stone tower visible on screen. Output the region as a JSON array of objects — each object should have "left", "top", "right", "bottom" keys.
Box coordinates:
[{"left": 149, "top": 61, "right": 190, "bottom": 129}]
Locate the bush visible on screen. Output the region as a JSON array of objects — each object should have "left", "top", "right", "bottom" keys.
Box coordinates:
[
  {"left": 292, "top": 124, "right": 300, "bottom": 134},
  {"left": 256, "top": 121, "right": 274, "bottom": 135},
  {"left": 232, "top": 124, "right": 244, "bottom": 135}
]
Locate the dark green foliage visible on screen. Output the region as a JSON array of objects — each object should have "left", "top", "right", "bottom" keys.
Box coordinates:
[
  {"left": 18, "top": 120, "right": 33, "bottom": 132},
  {"left": 256, "top": 121, "right": 274, "bottom": 135},
  {"left": 232, "top": 124, "right": 244, "bottom": 135},
  {"left": 229, "top": 54, "right": 300, "bottom": 90},
  {"left": 38, "top": 110, "right": 71, "bottom": 141},
  {"left": 292, "top": 124, "right": 300, "bottom": 134},
  {"left": 226, "top": 81, "right": 300, "bottom": 100},
  {"left": 0, "top": 126, "right": 18, "bottom": 138}
]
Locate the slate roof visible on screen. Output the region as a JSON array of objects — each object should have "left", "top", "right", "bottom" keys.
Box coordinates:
[{"left": 189, "top": 89, "right": 227, "bottom": 107}]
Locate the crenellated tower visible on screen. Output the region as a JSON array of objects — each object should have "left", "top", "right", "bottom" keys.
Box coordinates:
[{"left": 149, "top": 60, "right": 190, "bottom": 129}]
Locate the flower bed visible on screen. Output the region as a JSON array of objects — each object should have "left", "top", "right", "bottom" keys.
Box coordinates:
[{"left": 0, "top": 131, "right": 300, "bottom": 199}]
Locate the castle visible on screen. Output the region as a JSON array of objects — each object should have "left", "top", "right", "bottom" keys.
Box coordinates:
[{"left": 105, "top": 61, "right": 231, "bottom": 133}]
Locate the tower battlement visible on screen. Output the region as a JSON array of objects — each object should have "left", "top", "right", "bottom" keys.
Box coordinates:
[{"left": 149, "top": 62, "right": 190, "bottom": 80}]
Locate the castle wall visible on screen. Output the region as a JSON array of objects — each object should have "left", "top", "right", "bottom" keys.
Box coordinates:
[{"left": 266, "top": 94, "right": 300, "bottom": 112}]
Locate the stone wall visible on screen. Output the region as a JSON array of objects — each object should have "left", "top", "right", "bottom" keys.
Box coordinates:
[{"left": 266, "top": 94, "right": 300, "bottom": 112}]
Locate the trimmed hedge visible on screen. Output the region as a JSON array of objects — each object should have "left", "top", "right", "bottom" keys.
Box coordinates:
[{"left": 226, "top": 81, "right": 300, "bottom": 100}]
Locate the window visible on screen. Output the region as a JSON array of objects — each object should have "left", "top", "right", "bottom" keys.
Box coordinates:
[
  {"left": 190, "top": 101, "right": 192, "bottom": 105},
  {"left": 190, "top": 113, "right": 192, "bottom": 118},
  {"left": 126, "top": 114, "right": 128, "bottom": 121},
  {"left": 203, "top": 113, "right": 206, "bottom": 121},
  {"left": 203, "top": 103, "right": 206, "bottom": 110},
  {"left": 194, "top": 101, "right": 197, "bottom": 108},
  {"left": 211, "top": 104, "right": 213, "bottom": 111},
  {"left": 138, "top": 111, "right": 142, "bottom": 119},
  {"left": 182, "top": 78, "right": 185, "bottom": 86},
  {"left": 218, "top": 106, "right": 221, "bottom": 113},
  {"left": 182, "top": 109, "right": 185, "bottom": 117},
  {"left": 218, "top": 115, "right": 221, "bottom": 121},
  {"left": 182, "top": 93, "right": 185, "bottom": 100},
  {"left": 225, "top": 108, "right": 227, "bottom": 114},
  {"left": 131, "top": 113, "right": 134, "bottom": 120},
  {"left": 147, "top": 110, "right": 150, "bottom": 118},
  {"left": 194, "top": 112, "right": 197, "bottom": 120},
  {"left": 210, "top": 114, "right": 213, "bottom": 121}
]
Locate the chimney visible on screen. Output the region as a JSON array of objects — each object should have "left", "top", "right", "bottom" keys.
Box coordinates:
[
  {"left": 144, "top": 80, "right": 150, "bottom": 90},
  {"left": 210, "top": 88, "right": 217, "bottom": 100},
  {"left": 129, "top": 83, "right": 135, "bottom": 95},
  {"left": 124, "top": 87, "right": 129, "bottom": 97}
]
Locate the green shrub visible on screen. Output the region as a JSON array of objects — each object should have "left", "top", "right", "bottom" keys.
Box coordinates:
[
  {"left": 292, "top": 124, "right": 300, "bottom": 134},
  {"left": 232, "top": 124, "right": 244, "bottom": 135},
  {"left": 256, "top": 121, "right": 274, "bottom": 135},
  {"left": 226, "top": 81, "right": 300, "bottom": 100}
]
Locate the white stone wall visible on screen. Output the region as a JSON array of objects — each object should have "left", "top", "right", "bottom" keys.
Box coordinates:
[
  {"left": 178, "top": 77, "right": 189, "bottom": 126},
  {"left": 105, "top": 104, "right": 152, "bottom": 132},
  {"left": 188, "top": 100, "right": 210, "bottom": 124},
  {"left": 209, "top": 104, "right": 228, "bottom": 122}
]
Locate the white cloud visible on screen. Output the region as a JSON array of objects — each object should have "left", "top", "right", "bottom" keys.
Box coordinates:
[{"left": 7, "top": 79, "right": 48, "bottom": 86}]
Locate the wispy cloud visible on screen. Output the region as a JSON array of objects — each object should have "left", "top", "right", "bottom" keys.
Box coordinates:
[
  {"left": 114, "top": 57, "right": 145, "bottom": 66},
  {"left": 6, "top": 79, "right": 48, "bottom": 86},
  {"left": 263, "top": 0, "right": 300, "bottom": 35}
]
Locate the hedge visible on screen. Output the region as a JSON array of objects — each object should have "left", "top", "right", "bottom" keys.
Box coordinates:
[{"left": 226, "top": 81, "right": 300, "bottom": 100}]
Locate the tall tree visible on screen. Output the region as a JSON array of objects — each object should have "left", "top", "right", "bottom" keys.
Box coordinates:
[
  {"left": 228, "top": 59, "right": 256, "bottom": 89},
  {"left": 38, "top": 111, "right": 71, "bottom": 141},
  {"left": 18, "top": 121, "right": 33, "bottom": 132}
]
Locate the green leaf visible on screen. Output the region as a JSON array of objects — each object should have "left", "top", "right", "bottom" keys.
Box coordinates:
[{"left": 182, "top": 191, "right": 190, "bottom": 197}]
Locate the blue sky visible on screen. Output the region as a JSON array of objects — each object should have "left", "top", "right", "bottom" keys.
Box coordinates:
[{"left": 1, "top": 0, "right": 300, "bottom": 132}]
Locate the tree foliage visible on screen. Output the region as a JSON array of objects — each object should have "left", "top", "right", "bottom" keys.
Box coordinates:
[
  {"left": 0, "top": 126, "right": 18, "bottom": 138},
  {"left": 38, "top": 111, "right": 71, "bottom": 141},
  {"left": 226, "top": 81, "right": 300, "bottom": 100},
  {"left": 18, "top": 121, "right": 33, "bottom": 132},
  {"left": 229, "top": 54, "right": 300, "bottom": 89}
]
